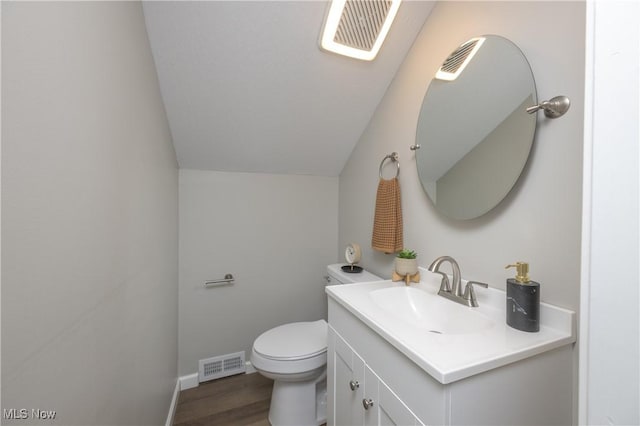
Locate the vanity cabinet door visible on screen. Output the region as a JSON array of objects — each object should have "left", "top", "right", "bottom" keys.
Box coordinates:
[
  {"left": 330, "top": 327, "right": 365, "bottom": 426},
  {"left": 365, "top": 365, "right": 419, "bottom": 426},
  {"left": 363, "top": 365, "right": 378, "bottom": 426},
  {"left": 378, "top": 380, "right": 419, "bottom": 426},
  {"left": 328, "top": 323, "right": 421, "bottom": 426}
]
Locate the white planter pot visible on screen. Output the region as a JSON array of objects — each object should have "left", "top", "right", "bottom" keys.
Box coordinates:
[{"left": 395, "top": 258, "right": 418, "bottom": 276}]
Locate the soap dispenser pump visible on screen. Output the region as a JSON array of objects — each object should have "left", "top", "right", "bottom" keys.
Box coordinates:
[{"left": 505, "top": 262, "right": 540, "bottom": 332}]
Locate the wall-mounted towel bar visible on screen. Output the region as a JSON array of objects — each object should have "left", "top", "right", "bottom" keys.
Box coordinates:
[
  {"left": 379, "top": 152, "right": 400, "bottom": 179},
  {"left": 204, "top": 274, "right": 235, "bottom": 288}
]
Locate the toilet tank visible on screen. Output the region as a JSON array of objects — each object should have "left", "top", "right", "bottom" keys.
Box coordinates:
[{"left": 326, "top": 263, "right": 382, "bottom": 285}]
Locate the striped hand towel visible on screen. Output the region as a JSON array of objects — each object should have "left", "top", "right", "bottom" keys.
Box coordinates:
[{"left": 371, "top": 177, "right": 403, "bottom": 253}]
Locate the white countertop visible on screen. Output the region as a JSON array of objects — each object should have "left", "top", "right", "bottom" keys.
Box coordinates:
[{"left": 326, "top": 267, "right": 576, "bottom": 384}]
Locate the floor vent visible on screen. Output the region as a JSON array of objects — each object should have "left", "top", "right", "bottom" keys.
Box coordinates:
[{"left": 198, "top": 351, "right": 246, "bottom": 383}]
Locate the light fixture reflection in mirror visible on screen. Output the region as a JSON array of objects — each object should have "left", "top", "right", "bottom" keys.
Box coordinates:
[
  {"left": 435, "top": 37, "right": 485, "bottom": 82},
  {"left": 415, "top": 35, "right": 537, "bottom": 220}
]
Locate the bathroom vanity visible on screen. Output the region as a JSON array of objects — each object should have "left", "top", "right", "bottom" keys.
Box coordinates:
[{"left": 326, "top": 270, "right": 575, "bottom": 425}]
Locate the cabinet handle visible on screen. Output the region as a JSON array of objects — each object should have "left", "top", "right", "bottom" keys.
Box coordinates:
[
  {"left": 362, "top": 398, "right": 374, "bottom": 410},
  {"left": 349, "top": 380, "right": 360, "bottom": 391}
]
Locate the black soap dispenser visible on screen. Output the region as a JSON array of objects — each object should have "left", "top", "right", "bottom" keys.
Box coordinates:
[{"left": 505, "top": 262, "right": 540, "bottom": 332}]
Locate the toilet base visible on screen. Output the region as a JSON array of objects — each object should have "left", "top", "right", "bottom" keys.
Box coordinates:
[{"left": 267, "top": 370, "right": 327, "bottom": 426}]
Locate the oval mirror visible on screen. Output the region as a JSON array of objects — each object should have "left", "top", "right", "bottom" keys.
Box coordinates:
[{"left": 415, "top": 35, "right": 537, "bottom": 220}]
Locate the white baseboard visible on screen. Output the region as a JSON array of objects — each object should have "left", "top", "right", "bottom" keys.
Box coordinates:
[
  {"left": 165, "top": 379, "right": 180, "bottom": 426},
  {"left": 179, "top": 373, "right": 199, "bottom": 391},
  {"left": 245, "top": 360, "right": 257, "bottom": 374}
]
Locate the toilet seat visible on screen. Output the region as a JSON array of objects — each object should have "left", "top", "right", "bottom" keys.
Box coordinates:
[
  {"left": 252, "top": 320, "right": 328, "bottom": 375},
  {"left": 254, "top": 319, "right": 327, "bottom": 360}
]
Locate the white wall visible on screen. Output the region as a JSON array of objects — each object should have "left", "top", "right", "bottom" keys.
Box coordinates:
[
  {"left": 2, "top": 2, "right": 179, "bottom": 425},
  {"left": 178, "top": 169, "right": 338, "bottom": 376},
  {"left": 339, "top": 1, "right": 585, "bottom": 311},
  {"left": 580, "top": 2, "right": 639, "bottom": 424},
  {"left": 339, "top": 3, "right": 584, "bottom": 420}
]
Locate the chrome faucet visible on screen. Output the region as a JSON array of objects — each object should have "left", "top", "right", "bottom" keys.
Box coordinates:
[
  {"left": 428, "top": 256, "right": 488, "bottom": 307},
  {"left": 428, "top": 256, "right": 461, "bottom": 296}
]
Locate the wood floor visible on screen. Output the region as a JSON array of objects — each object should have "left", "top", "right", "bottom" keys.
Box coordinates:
[{"left": 173, "top": 373, "right": 274, "bottom": 426}]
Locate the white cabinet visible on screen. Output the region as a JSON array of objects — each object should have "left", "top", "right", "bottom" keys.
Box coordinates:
[
  {"left": 328, "top": 326, "right": 422, "bottom": 426},
  {"left": 330, "top": 328, "right": 365, "bottom": 425},
  {"left": 365, "top": 366, "right": 423, "bottom": 426},
  {"left": 327, "top": 298, "right": 573, "bottom": 426}
]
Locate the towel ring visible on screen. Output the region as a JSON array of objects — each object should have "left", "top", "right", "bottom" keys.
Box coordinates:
[{"left": 379, "top": 152, "right": 400, "bottom": 179}]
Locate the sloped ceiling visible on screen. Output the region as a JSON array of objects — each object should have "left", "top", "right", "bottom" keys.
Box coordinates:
[{"left": 142, "top": 1, "right": 435, "bottom": 176}]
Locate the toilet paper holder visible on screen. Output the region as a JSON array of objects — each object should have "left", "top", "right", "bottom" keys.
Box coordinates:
[{"left": 204, "top": 274, "right": 235, "bottom": 288}]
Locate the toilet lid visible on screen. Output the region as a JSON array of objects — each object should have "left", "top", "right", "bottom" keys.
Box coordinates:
[{"left": 254, "top": 320, "right": 327, "bottom": 360}]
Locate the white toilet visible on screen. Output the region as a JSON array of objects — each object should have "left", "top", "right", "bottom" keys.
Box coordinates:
[{"left": 251, "top": 263, "right": 381, "bottom": 426}]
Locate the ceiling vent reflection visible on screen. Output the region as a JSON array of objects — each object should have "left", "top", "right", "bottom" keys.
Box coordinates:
[{"left": 436, "top": 37, "right": 485, "bottom": 81}]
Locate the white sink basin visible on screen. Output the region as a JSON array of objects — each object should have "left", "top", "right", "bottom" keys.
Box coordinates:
[
  {"left": 326, "top": 268, "right": 576, "bottom": 384},
  {"left": 369, "top": 286, "right": 495, "bottom": 335}
]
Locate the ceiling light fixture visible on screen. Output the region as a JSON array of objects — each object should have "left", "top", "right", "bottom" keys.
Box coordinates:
[{"left": 320, "top": 0, "right": 402, "bottom": 61}]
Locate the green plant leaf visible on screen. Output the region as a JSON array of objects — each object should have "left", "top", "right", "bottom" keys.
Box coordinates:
[{"left": 396, "top": 249, "right": 417, "bottom": 259}]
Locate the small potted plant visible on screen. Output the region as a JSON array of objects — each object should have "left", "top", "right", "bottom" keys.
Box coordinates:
[{"left": 395, "top": 249, "right": 418, "bottom": 276}]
